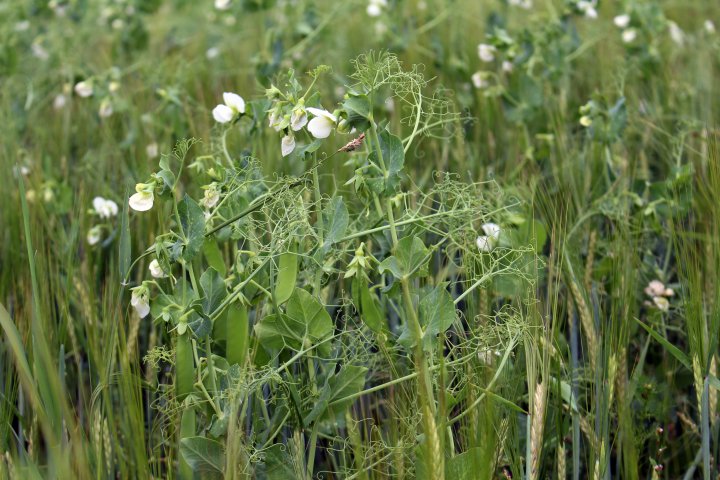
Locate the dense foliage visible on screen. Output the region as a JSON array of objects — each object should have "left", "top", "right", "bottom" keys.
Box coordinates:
[{"left": 1, "top": 0, "right": 719, "bottom": 479}]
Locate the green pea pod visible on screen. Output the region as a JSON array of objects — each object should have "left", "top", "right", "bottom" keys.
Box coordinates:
[
  {"left": 354, "top": 277, "right": 385, "bottom": 334},
  {"left": 175, "top": 333, "right": 194, "bottom": 401},
  {"left": 274, "top": 250, "right": 298, "bottom": 305},
  {"left": 202, "top": 238, "right": 227, "bottom": 277},
  {"left": 226, "top": 303, "right": 248, "bottom": 367},
  {"left": 178, "top": 402, "right": 196, "bottom": 479}
]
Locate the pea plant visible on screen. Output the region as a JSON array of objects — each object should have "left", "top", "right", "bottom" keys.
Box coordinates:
[{"left": 126, "top": 52, "right": 535, "bottom": 478}]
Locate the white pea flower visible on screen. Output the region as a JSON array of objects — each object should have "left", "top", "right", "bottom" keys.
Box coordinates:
[
  {"left": 98, "top": 98, "right": 113, "bottom": 118},
  {"left": 705, "top": 20, "right": 716, "bottom": 34},
  {"left": 149, "top": 259, "right": 168, "bottom": 278},
  {"left": 206, "top": 46, "right": 220, "bottom": 59},
  {"left": 129, "top": 184, "right": 155, "bottom": 212},
  {"left": 268, "top": 109, "right": 282, "bottom": 131},
  {"left": 306, "top": 107, "right": 337, "bottom": 139},
  {"left": 13, "top": 165, "right": 30, "bottom": 177},
  {"left": 367, "top": 3, "right": 382, "bottom": 16},
  {"left": 367, "top": 0, "right": 387, "bottom": 16},
  {"left": 146, "top": 142, "right": 159, "bottom": 158},
  {"left": 577, "top": 1, "right": 597, "bottom": 19},
  {"left": 580, "top": 115, "right": 592, "bottom": 127},
  {"left": 111, "top": 18, "right": 124, "bottom": 30},
  {"left": 508, "top": 0, "right": 532, "bottom": 8},
  {"left": 290, "top": 106, "right": 308, "bottom": 131},
  {"left": 212, "top": 92, "right": 245, "bottom": 123},
  {"left": 614, "top": 14, "right": 630, "bottom": 29},
  {"left": 644, "top": 279, "right": 674, "bottom": 299},
  {"left": 130, "top": 286, "right": 151, "bottom": 318},
  {"left": 476, "top": 222, "right": 501, "bottom": 252},
  {"left": 74, "top": 80, "right": 94, "bottom": 98},
  {"left": 477, "top": 43, "right": 496, "bottom": 63},
  {"left": 652, "top": 296, "right": 670, "bottom": 312},
  {"left": 212, "top": 104, "right": 234, "bottom": 123},
  {"left": 502, "top": 60, "right": 514, "bottom": 73},
  {"left": 215, "top": 0, "right": 231, "bottom": 10},
  {"left": 622, "top": 28, "right": 637, "bottom": 43},
  {"left": 31, "top": 42, "right": 49, "bottom": 61},
  {"left": 93, "top": 196, "right": 119, "bottom": 219},
  {"left": 87, "top": 226, "right": 103, "bottom": 246},
  {"left": 281, "top": 134, "right": 296, "bottom": 157},
  {"left": 471, "top": 71, "right": 489, "bottom": 89},
  {"left": 201, "top": 184, "right": 221, "bottom": 209},
  {"left": 668, "top": 21, "right": 684, "bottom": 46},
  {"left": 53, "top": 94, "right": 67, "bottom": 110},
  {"left": 14, "top": 20, "right": 30, "bottom": 32}
]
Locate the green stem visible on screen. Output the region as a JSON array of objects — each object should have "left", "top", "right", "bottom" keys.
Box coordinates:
[
  {"left": 221, "top": 128, "right": 232, "bottom": 166},
  {"left": 312, "top": 154, "right": 324, "bottom": 245}
]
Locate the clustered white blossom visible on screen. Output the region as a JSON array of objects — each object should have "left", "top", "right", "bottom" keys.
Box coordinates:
[
  {"left": 93, "top": 196, "right": 119, "bottom": 219},
  {"left": 86, "top": 197, "right": 120, "bottom": 246},
  {"left": 212, "top": 92, "right": 246, "bottom": 124},
  {"left": 267, "top": 92, "right": 338, "bottom": 157},
  {"left": 576, "top": 0, "right": 597, "bottom": 19},
  {"left": 643, "top": 279, "right": 674, "bottom": 312},
  {"left": 613, "top": 12, "right": 639, "bottom": 44}
]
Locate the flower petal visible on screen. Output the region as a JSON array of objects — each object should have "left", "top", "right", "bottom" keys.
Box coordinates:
[
  {"left": 476, "top": 236, "right": 492, "bottom": 252},
  {"left": 129, "top": 192, "right": 154, "bottom": 212},
  {"left": 307, "top": 117, "right": 334, "bottom": 139},
  {"left": 223, "top": 92, "right": 245, "bottom": 113},
  {"left": 212, "top": 104, "right": 234, "bottom": 123},
  {"left": 306, "top": 107, "right": 337, "bottom": 123},
  {"left": 481, "top": 222, "right": 501, "bottom": 240},
  {"left": 281, "top": 134, "right": 296, "bottom": 157}
]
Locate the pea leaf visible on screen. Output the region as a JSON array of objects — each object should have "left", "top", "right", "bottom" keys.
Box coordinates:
[
  {"left": 379, "top": 129, "right": 405, "bottom": 192},
  {"left": 254, "top": 288, "right": 333, "bottom": 354},
  {"left": 175, "top": 195, "right": 206, "bottom": 262},
  {"left": 420, "top": 284, "right": 456, "bottom": 350},
  {"left": 342, "top": 94, "right": 371, "bottom": 130},
  {"left": 322, "top": 196, "right": 349, "bottom": 251},
  {"left": 304, "top": 365, "right": 368, "bottom": 424},
  {"left": 200, "top": 267, "right": 226, "bottom": 313},
  {"left": 179, "top": 436, "right": 225, "bottom": 474},
  {"left": 379, "top": 237, "right": 430, "bottom": 279},
  {"left": 286, "top": 288, "right": 334, "bottom": 340}
]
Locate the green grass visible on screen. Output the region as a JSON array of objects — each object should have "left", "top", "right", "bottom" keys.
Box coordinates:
[{"left": 1, "top": 0, "right": 719, "bottom": 478}]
